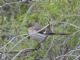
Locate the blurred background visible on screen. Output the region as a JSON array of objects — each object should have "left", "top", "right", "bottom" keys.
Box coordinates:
[{"left": 0, "top": 0, "right": 80, "bottom": 60}]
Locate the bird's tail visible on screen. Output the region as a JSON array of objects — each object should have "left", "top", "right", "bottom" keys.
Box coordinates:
[{"left": 46, "top": 32, "right": 70, "bottom": 35}]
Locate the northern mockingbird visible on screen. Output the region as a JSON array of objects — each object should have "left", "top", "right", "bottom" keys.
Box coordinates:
[{"left": 27, "top": 22, "right": 69, "bottom": 43}]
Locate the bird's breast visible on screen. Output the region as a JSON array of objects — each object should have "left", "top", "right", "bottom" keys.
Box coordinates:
[{"left": 28, "top": 30, "right": 47, "bottom": 42}]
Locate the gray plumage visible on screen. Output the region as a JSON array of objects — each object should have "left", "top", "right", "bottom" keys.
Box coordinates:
[{"left": 28, "top": 22, "right": 70, "bottom": 42}]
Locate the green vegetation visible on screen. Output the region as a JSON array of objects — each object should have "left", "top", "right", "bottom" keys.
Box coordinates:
[{"left": 0, "top": 0, "right": 80, "bottom": 60}]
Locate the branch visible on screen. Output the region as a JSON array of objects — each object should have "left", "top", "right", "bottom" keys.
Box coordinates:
[
  {"left": 11, "top": 48, "right": 35, "bottom": 60},
  {"left": 54, "top": 54, "right": 77, "bottom": 60}
]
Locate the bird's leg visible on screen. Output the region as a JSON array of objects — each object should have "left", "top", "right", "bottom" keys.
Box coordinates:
[
  {"left": 35, "top": 42, "right": 45, "bottom": 50},
  {"left": 35, "top": 43, "right": 41, "bottom": 50}
]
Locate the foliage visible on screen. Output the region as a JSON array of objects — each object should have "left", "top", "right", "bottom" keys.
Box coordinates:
[{"left": 0, "top": 0, "right": 80, "bottom": 60}]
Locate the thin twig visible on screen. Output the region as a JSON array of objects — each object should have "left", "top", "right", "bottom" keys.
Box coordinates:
[
  {"left": 54, "top": 54, "right": 77, "bottom": 60},
  {"left": 11, "top": 48, "right": 35, "bottom": 60}
]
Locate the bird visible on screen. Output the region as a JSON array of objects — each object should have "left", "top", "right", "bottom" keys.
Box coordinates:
[{"left": 27, "top": 21, "right": 70, "bottom": 43}]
